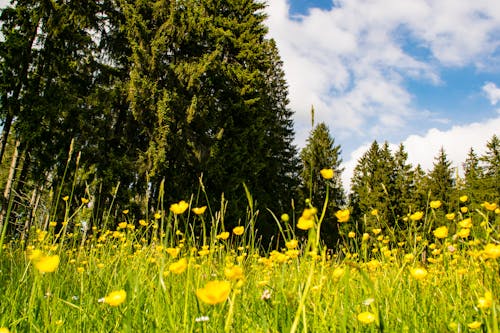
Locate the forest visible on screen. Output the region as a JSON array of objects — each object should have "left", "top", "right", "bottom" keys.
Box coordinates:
[{"left": 0, "top": 0, "right": 499, "bottom": 246}]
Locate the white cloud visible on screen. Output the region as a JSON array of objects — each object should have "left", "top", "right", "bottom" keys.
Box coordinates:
[
  {"left": 265, "top": 0, "right": 500, "bottom": 150},
  {"left": 341, "top": 116, "right": 500, "bottom": 192},
  {"left": 483, "top": 82, "right": 500, "bottom": 105}
]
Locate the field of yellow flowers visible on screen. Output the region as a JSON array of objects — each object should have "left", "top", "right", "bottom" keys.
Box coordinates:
[{"left": 0, "top": 176, "right": 499, "bottom": 332}]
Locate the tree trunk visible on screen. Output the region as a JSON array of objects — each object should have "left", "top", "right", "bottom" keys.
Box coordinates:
[{"left": 0, "top": 139, "right": 21, "bottom": 233}]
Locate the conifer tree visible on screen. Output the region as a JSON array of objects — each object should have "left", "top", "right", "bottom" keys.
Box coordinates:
[
  {"left": 426, "top": 147, "right": 455, "bottom": 211},
  {"left": 480, "top": 135, "right": 500, "bottom": 200},
  {"left": 463, "top": 148, "right": 483, "bottom": 201},
  {"left": 300, "top": 121, "right": 345, "bottom": 246}
]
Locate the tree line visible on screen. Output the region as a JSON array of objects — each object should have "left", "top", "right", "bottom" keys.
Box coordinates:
[{"left": 1, "top": 0, "right": 498, "bottom": 247}]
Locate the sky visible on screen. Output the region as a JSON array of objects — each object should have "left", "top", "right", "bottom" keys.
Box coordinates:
[
  {"left": 1, "top": 0, "right": 500, "bottom": 190},
  {"left": 266, "top": 0, "right": 500, "bottom": 189}
]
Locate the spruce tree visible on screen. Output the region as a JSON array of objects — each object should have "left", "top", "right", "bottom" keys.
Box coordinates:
[
  {"left": 300, "top": 121, "right": 345, "bottom": 247},
  {"left": 426, "top": 147, "right": 455, "bottom": 211},
  {"left": 480, "top": 135, "right": 500, "bottom": 200}
]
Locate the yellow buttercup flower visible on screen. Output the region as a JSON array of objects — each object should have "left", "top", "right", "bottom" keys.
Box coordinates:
[
  {"left": 483, "top": 243, "right": 500, "bottom": 259},
  {"left": 281, "top": 213, "right": 290, "bottom": 222},
  {"left": 332, "top": 267, "right": 345, "bottom": 279},
  {"left": 433, "top": 226, "right": 448, "bottom": 239},
  {"left": 192, "top": 206, "right": 207, "bottom": 215},
  {"left": 285, "top": 239, "right": 298, "bottom": 249},
  {"left": 196, "top": 280, "right": 231, "bottom": 305},
  {"left": 139, "top": 219, "right": 148, "bottom": 226},
  {"left": 467, "top": 321, "right": 482, "bottom": 330},
  {"left": 477, "top": 291, "right": 493, "bottom": 309},
  {"left": 335, "top": 209, "right": 350, "bottom": 223},
  {"left": 297, "top": 216, "right": 314, "bottom": 230},
  {"left": 169, "top": 258, "right": 188, "bottom": 274},
  {"left": 460, "top": 206, "right": 468, "bottom": 213},
  {"left": 34, "top": 255, "right": 60, "bottom": 273},
  {"left": 0, "top": 328, "right": 10, "bottom": 333},
  {"left": 320, "top": 168, "right": 334, "bottom": 180},
  {"left": 445, "top": 213, "right": 455, "bottom": 220},
  {"left": 410, "top": 267, "right": 428, "bottom": 280},
  {"left": 430, "top": 200, "right": 442, "bottom": 209},
  {"left": 409, "top": 211, "right": 423, "bottom": 221},
  {"left": 458, "top": 218, "right": 472, "bottom": 228},
  {"left": 100, "top": 290, "right": 126, "bottom": 306},
  {"left": 348, "top": 231, "right": 356, "bottom": 238},
  {"left": 370, "top": 209, "right": 378, "bottom": 216},
  {"left": 456, "top": 228, "right": 470, "bottom": 238},
  {"left": 117, "top": 222, "right": 127, "bottom": 229},
  {"left": 216, "top": 232, "right": 230, "bottom": 240},
  {"left": 459, "top": 195, "right": 468, "bottom": 202},
  {"left": 483, "top": 201, "right": 497, "bottom": 211},
  {"left": 372, "top": 228, "right": 382, "bottom": 235},
  {"left": 224, "top": 266, "right": 244, "bottom": 281},
  {"left": 232, "top": 226, "right": 244, "bottom": 235},
  {"left": 357, "top": 311, "right": 376, "bottom": 324},
  {"left": 81, "top": 197, "right": 90, "bottom": 204},
  {"left": 170, "top": 200, "right": 189, "bottom": 215}
]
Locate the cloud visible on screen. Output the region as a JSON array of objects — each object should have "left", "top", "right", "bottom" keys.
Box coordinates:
[
  {"left": 265, "top": 0, "right": 500, "bottom": 150},
  {"left": 341, "top": 116, "right": 500, "bottom": 192},
  {"left": 483, "top": 82, "right": 500, "bottom": 105}
]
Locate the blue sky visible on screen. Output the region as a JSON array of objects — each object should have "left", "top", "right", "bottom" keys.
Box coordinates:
[{"left": 266, "top": 0, "right": 500, "bottom": 187}]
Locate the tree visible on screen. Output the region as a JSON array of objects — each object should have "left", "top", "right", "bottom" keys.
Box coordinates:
[
  {"left": 480, "top": 135, "right": 500, "bottom": 200},
  {"left": 426, "top": 147, "right": 455, "bottom": 211},
  {"left": 462, "top": 148, "right": 483, "bottom": 201},
  {"left": 299, "top": 121, "right": 345, "bottom": 247},
  {"left": 349, "top": 141, "right": 397, "bottom": 231}
]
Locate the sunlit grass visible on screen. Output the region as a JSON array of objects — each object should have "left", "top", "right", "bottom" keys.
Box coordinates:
[{"left": 0, "top": 183, "right": 498, "bottom": 332}]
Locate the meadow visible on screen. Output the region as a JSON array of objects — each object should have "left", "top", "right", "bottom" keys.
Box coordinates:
[{"left": 0, "top": 175, "right": 498, "bottom": 332}]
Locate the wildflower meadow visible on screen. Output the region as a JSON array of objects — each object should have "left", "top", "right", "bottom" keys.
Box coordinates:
[{"left": 0, "top": 173, "right": 499, "bottom": 332}]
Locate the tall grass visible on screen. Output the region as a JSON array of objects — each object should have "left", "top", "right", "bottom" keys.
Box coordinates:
[{"left": 0, "top": 174, "right": 498, "bottom": 332}]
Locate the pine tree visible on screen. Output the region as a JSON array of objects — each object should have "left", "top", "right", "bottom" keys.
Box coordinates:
[{"left": 463, "top": 148, "right": 483, "bottom": 201}]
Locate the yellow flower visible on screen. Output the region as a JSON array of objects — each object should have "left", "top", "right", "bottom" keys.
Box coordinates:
[
  {"left": 332, "top": 267, "right": 345, "bottom": 279},
  {"left": 169, "top": 258, "right": 188, "bottom": 274},
  {"left": 216, "top": 232, "right": 230, "bottom": 240},
  {"left": 335, "top": 209, "right": 350, "bottom": 223},
  {"left": 281, "top": 213, "right": 290, "bottom": 222},
  {"left": 0, "top": 328, "right": 10, "bottom": 333},
  {"left": 139, "top": 219, "right": 148, "bottom": 226},
  {"left": 154, "top": 212, "right": 162, "bottom": 220},
  {"left": 409, "top": 211, "right": 423, "bottom": 221},
  {"left": 34, "top": 255, "right": 60, "bottom": 273},
  {"left": 410, "top": 267, "right": 428, "bottom": 280},
  {"left": 196, "top": 280, "right": 231, "bottom": 305},
  {"left": 101, "top": 290, "right": 126, "bottom": 306},
  {"left": 348, "top": 231, "right": 356, "bottom": 238},
  {"left": 81, "top": 197, "right": 90, "bottom": 204},
  {"left": 224, "top": 266, "right": 244, "bottom": 280},
  {"left": 362, "top": 233, "right": 370, "bottom": 241},
  {"left": 459, "top": 195, "right": 468, "bottom": 202},
  {"left": 433, "top": 226, "right": 448, "bottom": 239},
  {"left": 459, "top": 218, "right": 472, "bottom": 228},
  {"left": 496, "top": 208, "right": 500, "bottom": 214},
  {"left": 483, "top": 201, "right": 497, "bottom": 211},
  {"left": 117, "top": 222, "right": 127, "bottom": 229},
  {"left": 192, "top": 206, "right": 207, "bottom": 215},
  {"left": 372, "top": 228, "right": 382, "bottom": 235},
  {"left": 122, "top": 209, "right": 129, "bottom": 215},
  {"left": 357, "top": 311, "right": 376, "bottom": 324},
  {"left": 477, "top": 291, "right": 493, "bottom": 309},
  {"left": 285, "top": 239, "right": 298, "bottom": 249},
  {"left": 170, "top": 200, "right": 189, "bottom": 215},
  {"left": 483, "top": 243, "right": 500, "bottom": 259},
  {"left": 456, "top": 228, "right": 470, "bottom": 238},
  {"left": 445, "top": 213, "right": 455, "bottom": 220},
  {"left": 232, "top": 226, "right": 244, "bottom": 236},
  {"left": 460, "top": 206, "right": 468, "bottom": 213},
  {"left": 430, "top": 200, "right": 442, "bottom": 209},
  {"left": 297, "top": 216, "right": 314, "bottom": 230},
  {"left": 320, "top": 168, "right": 334, "bottom": 180},
  {"left": 467, "top": 321, "right": 482, "bottom": 330},
  {"left": 370, "top": 209, "right": 378, "bottom": 216},
  {"left": 62, "top": 196, "right": 69, "bottom": 202},
  {"left": 166, "top": 247, "right": 181, "bottom": 258}
]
